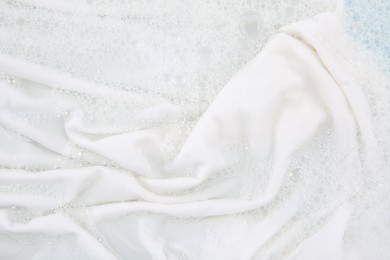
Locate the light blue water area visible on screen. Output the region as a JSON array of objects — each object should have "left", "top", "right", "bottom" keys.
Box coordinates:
[{"left": 344, "top": 0, "right": 390, "bottom": 71}]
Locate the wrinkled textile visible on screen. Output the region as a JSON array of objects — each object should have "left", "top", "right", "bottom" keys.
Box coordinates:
[{"left": 0, "top": 2, "right": 389, "bottom": 260}]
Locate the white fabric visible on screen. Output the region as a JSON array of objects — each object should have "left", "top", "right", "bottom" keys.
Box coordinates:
[{"left": 0, "top": 6, "right": 389, "bottom": 260}]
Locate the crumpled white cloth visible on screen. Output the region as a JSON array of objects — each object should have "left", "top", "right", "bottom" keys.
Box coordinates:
[{"left": 0, "top": 8, "right": 389, "bottom": 260}]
